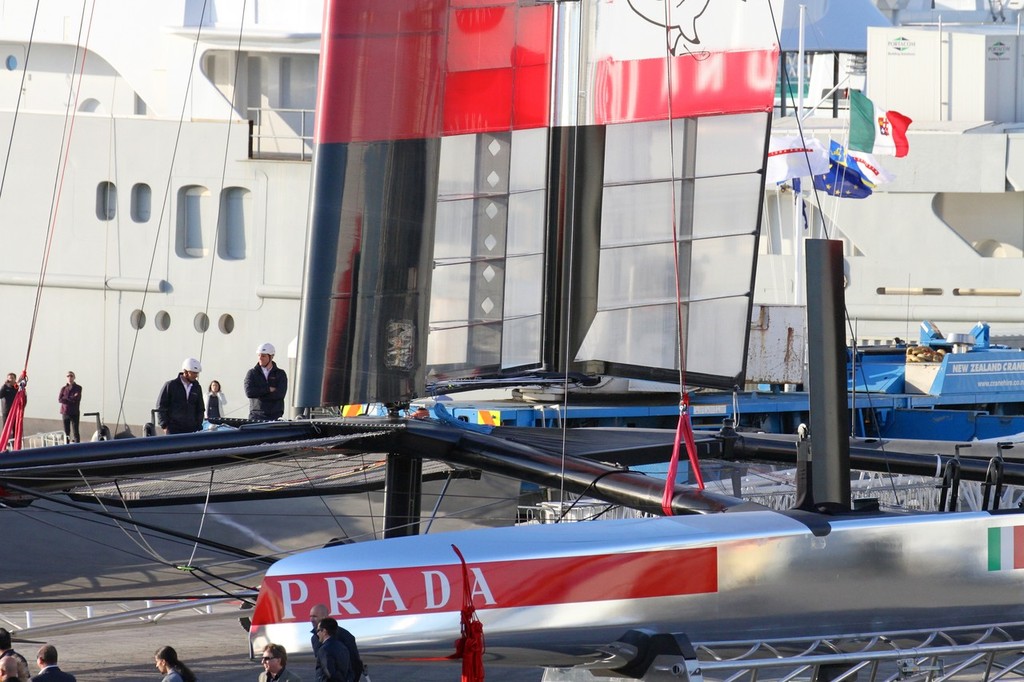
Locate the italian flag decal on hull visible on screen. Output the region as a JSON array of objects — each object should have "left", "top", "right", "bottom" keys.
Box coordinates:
[{"left": 988, "top": 526, "right": 1024, "bottom": 570}]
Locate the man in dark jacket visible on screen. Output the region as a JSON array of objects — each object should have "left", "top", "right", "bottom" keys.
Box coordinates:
[
  {"left": 156, "top": 358, "right": 205, "bottom": 434},
  {"left": 0, "top": 374, "right": 18, "bottom": 426},
  {"left": 314, "top": 618, "right": 351, "bottom": 682},
  {"left": 244, "top": 342, "right": 287, "bottom": 420},
  {"left": 309, "top": 604, "right": 363, "bottom": 681},
  {"left": 57, "top": 371, "right": 82, "bottom": 443},
  {"left": 30, "top": 644, "right": 75, "bottom": 682}
]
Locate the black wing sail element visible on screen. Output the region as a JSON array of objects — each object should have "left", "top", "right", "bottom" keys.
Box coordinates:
[{"left": 295, "top": 0, "right": 778, "bottom": 410}]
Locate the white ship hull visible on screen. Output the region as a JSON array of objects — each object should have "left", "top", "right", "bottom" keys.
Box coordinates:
[{"left": 0, "top": 1, "right": 317, "bottom": 435}]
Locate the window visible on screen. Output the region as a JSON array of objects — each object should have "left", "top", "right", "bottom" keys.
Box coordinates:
[
  {"left": 218, "top": 187, "right": 249, "bottom": 259},
  {"left": 131, "top": 184, "right": 151, "bottom": 223},
  {"left": 178, "top": 185, "right": 209, "bottom": 257},
  {"left": 96, "top": 181, "right": 116, "bottom": 220}
]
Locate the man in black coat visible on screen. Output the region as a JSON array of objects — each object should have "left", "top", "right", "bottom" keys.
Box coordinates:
[
  {"left": 244, "top": 342, "right": 287, "bottom": 420},
  {"left": 309, "top": 604, "right": 363, "bottom": 681},
  {"left": 156, "top": 358, "right": 205, "bottom": 434},
  {"left": 314, "top": 619, "right": 351, "bottom": 682},
  {"left": 30, "top": 644, "right": 75, "bottom": 682}
]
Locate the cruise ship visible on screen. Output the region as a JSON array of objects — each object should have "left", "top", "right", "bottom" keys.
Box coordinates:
[{"left": 0, "top": 1, "right": 319, "bottom": 436}]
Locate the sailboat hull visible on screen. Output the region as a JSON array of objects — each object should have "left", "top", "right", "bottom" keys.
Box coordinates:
[{"left": 250, "top": 508, "right": 1024, "bottom": 668}]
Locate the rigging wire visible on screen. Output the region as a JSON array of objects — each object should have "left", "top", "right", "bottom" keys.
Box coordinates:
[
  {"left": 198, "top": 0, "right": 249, "bottom": 362},
  {"left": 183, "top": 469, "right": 218, "bottom": 568},
  {"left": 0, "top": 0, "right": 40, "bottom": 203},
  {"left": 113, "top": 0, "right": 211, "bottom": 433},
  {"left": 658, "top": 0, "right": 706, "bottom": 516},
  {"left": 23, "top": 0, "right": 95, "bottom": 382},
  {"left": 552, "top": 0, "right": 585, "bottom": 517}
]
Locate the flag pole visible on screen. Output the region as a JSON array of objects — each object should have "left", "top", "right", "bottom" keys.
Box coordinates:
[{"left": 793, "top": 3, "right": 807, "bottom": 307}]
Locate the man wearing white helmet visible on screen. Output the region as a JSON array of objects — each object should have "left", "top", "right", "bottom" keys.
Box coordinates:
[
  {"left": 244, "top": 342, "right": 288, "bottom": 420},
  {"left": 155, "top": 357, "right": 205, "bottom": 434}
]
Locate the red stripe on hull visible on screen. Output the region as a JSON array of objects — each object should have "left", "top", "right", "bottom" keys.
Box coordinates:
[{"left": 252, "top": 547, "right": 717, "bottom": 626}]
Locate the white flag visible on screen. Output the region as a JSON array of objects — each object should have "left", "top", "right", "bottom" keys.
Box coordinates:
[
  {"left": 845, "top": 149, "right": 896, "bottom": 186},
  {"left": 765, "top": 135, "right": 830, "bottom": 184}
]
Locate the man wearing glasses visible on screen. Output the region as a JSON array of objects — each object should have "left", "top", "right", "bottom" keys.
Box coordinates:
[
  {"left": 308, "top": 604, "right": 363, "bottom": 681},
  {"left": 313, "top": 619, "right": 351, "bottom": 682},
  {"left": 156, "top": 358, "right": 205, "bottom": 434},
  {"left": 58, "top": 371, "right": 82, "bottom": 443},
  {"left": 258, "top": 644, "right": 300, "bottom": 682}
]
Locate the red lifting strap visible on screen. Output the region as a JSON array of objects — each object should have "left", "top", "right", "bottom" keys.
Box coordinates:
[
  {"left": 660, "top": 395, "right": 705, "bottom": 516},
  {"left": 0, "top": 373, "right": 27, "bottom": 452},
  {"left": 449, "top": 544, "right": 485, "bottom": 682}
]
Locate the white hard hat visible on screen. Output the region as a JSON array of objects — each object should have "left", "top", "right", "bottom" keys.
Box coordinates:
[
  {"left": 257, "top": 342, "right": 276, "bottom": 355},
  {"left": 181, "top": 357, "right": 202, "bottom": 373}
]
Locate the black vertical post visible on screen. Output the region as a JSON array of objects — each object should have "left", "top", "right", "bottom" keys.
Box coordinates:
[
  {"left": 383, "top": 454, "right": 423, "bottom": 538},
  {"left": 805, "top": 239, "right": 851, "bottom": 512}
]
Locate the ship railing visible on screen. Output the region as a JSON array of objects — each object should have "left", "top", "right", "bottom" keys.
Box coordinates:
[
  {"left": 21, "top": 430, "right": 66, "bottom": 449},
  {"left": 247, "top": 106, "right": 314, "bottom": 161},
  {"left": 0, "top": 596, "right": 256, "bottom": 656},
  {"left": 518, "top": 498, "right": 653, "bottom": 525}
]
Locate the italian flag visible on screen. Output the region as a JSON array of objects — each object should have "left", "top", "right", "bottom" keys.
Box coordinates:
[
  {"left": 849, "top": 90, "right": 912, "bottom": 158},
  {"left": 987, "top": 525, "right": 1024, "bottom": 571}
]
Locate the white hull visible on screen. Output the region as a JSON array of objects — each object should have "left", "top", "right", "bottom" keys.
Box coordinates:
[{"left": 0, "top": 1, "right": 318, "bottom": 434}]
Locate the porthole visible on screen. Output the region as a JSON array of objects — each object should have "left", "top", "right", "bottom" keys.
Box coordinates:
[
  {"left": 218, "top": 313, "right": 234, "bottom": 334},
  {"left": 194, "top": 312, "right": 209, "bottom": 333},
  {"left": 130, "top": 309, "right": 146, "bottom": 330},
  {"left": 155, "top": 310, "right": 171, "bottom": 331},
  {"left": 5, "top": 56, "right": 17, "bottom": 71}
]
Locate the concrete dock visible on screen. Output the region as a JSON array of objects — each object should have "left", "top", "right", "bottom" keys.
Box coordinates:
[{"left": 5, "top": 602, "right": 543, "bottom": 682}]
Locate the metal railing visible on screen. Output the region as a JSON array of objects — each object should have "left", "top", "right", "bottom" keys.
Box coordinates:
[{"left": 247, "top": 106, "right": 314, "bottom": 161}]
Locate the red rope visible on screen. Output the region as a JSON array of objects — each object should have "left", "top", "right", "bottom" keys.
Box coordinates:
[
  {"left": 0, "top": 373, "right": 28, "bottom": 451},
  {"left": 660, "top": 394, "right": 705, "bottom": 516},
  {"left": 449, "top": 544, "right": 485, "bottom": 682}
]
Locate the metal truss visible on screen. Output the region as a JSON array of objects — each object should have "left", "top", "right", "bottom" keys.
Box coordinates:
[{"left": 694, "top": 621, "right": 1024, "bottom": 682}]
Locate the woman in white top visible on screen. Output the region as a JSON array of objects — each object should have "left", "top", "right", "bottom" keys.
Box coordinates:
[{"left": 206, "top": 380, "right": 227, "bottom": 421}]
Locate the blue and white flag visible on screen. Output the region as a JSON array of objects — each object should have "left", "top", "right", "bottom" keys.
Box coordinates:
[
  {"left": 813, "top": 158, "right": 873, "bottom": 199},
  {"left": 829, "top": 140, "right": 895, "bottom": 186}
]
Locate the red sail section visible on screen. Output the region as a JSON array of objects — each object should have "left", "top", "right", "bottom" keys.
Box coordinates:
[
  {"left": 316, "top": 0, "right": 553, "bottom": 144},
  {"left": 252, "top": 547, "right": 717, "bottom": 626},
  {"left": 593, "top": 48, "right": 779, "bottom": 122},
  {"left": 316, "top": 0, "right": 776, "bottom": 144}
]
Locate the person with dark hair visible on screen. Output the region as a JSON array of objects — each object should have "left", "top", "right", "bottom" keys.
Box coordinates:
[
  {"left": 0, "top": 374, "right": 18, "bottom": 425},
  {"left": 57, "top": 371, "right": 82, "bottom": 443},
  {"left": 308, "top": 604, "right": 362, "bottom": 681},
  {"left": 0, "top": 629, "right": 27, "bottom": 682},
  {"left": 314, "top": 619, "right": 351, "bottom": 682},
  {"left": 153, "top": 646, "right": 196, "bottom": 682},
  {"left": 206, "top": 380, "right": 226, "bottom": 421},
  {"left": 30, "top": 644, "right": 74, "bottom": 682},
  {"left": 258, "top": 644, "right": 300, "bottom": 682}
]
